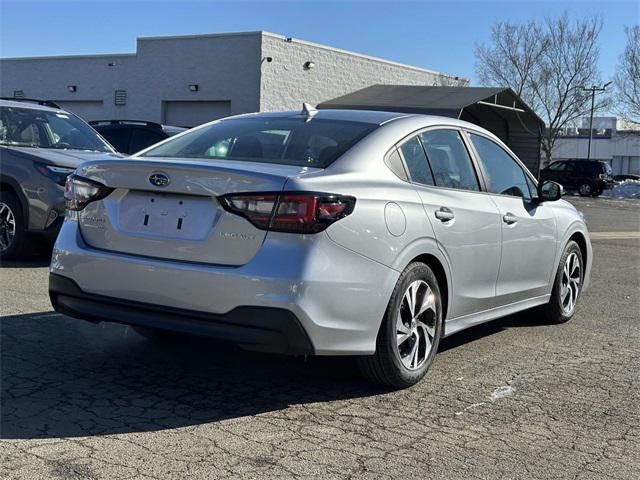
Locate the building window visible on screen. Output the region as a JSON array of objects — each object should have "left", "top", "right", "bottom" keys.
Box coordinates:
[
  {"left": 115, "top": 90, "right": 127, "bottom": 106},
  {"left": 13, "top": 90, "right": 24, "bottom": 99}
]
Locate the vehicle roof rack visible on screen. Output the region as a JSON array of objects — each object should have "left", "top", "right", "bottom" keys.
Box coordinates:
[
  {"left": 0, "top": 97, "right": 61, "bottom": 109},
  {"left": 88, "top": 119, "right": 163, "bottom": 129}
]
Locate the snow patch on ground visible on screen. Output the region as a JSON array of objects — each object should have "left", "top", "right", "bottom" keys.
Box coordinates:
[
  {"left": 490, "top": 385, "right": 515, "bottom": 401},
  {"left": 602, "top": 180, "right": 640, "bottom": 199}
]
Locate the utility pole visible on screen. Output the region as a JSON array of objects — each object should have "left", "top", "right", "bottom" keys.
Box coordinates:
[{"left": 581, "top": 82, "right": 612, "bottom": 161}]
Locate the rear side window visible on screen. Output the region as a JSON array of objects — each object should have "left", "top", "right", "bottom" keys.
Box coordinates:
[
  {"left": 130, "top": 129, "right": 165, "bottom": 153},
  {"left": 98, "top": 128, "right": 131, "bottom": 153},
  {"left": 419, "top": 129, "right": 480, "bottom": 191},
  {"left": 142, "top": 117, "right": 377, "bottom": 168},
  {"left": 469, "top": 133, "right": 530, "bottom": 199},
  {"left": 399, "top": 136, "right": 434, "bottom": 185}
]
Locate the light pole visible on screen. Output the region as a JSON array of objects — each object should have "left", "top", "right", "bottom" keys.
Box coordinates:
[{"left": 581, "top": 81, "right": 612, "bottom": 161}]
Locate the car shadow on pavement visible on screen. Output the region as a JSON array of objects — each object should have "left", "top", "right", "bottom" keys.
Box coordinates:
[
  {"left": 1, "top": 308, "right": 544, "bottom": 440},
  {"left": 0, "top": 311, "right": 388, "bottom": 440},
  {"left": 0, "top": 257, "right": 51, "bottom": 269},
  {"left": 438, "top": 309, "right": 546, "bottom": 352},
  {"left": 0, "top": 244, "right": 53, "bottom": 268}
]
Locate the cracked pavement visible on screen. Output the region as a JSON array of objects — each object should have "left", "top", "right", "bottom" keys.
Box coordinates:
[{"left": 1, "top": 197, "right": 639, "bottom": 479}]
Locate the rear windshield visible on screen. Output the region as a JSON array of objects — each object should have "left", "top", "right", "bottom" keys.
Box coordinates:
[{"left": 141, "top": 117, "right": 377, "bottom": 168}]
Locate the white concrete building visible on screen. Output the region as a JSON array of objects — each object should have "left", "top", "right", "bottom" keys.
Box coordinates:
[
  {"left": 0, "top": 31, "right": 465, "bottom": 127},
  {"left": 553, "top": 117, "right": 640, "bottom": 175}
]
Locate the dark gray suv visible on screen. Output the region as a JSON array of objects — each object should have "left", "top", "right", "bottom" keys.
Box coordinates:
[{"left": 0, "top": 99, "right": 121, "bottom": 258}]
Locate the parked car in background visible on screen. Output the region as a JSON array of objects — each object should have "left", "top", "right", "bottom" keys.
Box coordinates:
[
  {"left": 0, "top": 98, "right": 120, "bottom": 258},
  {"left": 90, "top": 120, "right": 186, "bottom": 155},
  {"left": 613, "top": 174, "right": 640, "bottom": 182},
  {"left": 540, "top": 159, "right": 614, "bottom": 196},
  {"left": 50, "top": 107, "right": 591, "bottom": 388}
]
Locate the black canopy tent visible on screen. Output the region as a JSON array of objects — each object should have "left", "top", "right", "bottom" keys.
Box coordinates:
[{"left": 317, "top": 85, "right": 545, "bottom": 177}]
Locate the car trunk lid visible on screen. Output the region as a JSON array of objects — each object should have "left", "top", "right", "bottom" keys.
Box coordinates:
[{"left": 75, "top": 158, "right": 319, "bottom": 265}]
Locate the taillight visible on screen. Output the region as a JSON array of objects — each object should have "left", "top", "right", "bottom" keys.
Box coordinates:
[
  {"left": 64, "top": 174, "right": 114, "bottom": 211},
  {"left": 219, "top": 192, "right": 355, "bottom": 233},
  {"left": 35, "top": 163, "right": 76, "bottom": 186}
]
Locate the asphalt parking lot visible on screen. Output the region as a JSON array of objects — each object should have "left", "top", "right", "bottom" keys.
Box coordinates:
[{"left": 1, "top": 196, "right": 639, "bottom": 480}]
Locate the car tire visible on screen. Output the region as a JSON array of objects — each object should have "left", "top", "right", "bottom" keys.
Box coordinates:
[
  {"left": 358, "top": 262, "right": 443, "bottom": 389},
  {"left": 0, "top": 191, "right": 26, "bottom": 260},
  {"left": 536, "top": 240, "right": 583, "bottom": 324},
  {"left": 578, "top": 182, "right": 593, "bottom": 196}
]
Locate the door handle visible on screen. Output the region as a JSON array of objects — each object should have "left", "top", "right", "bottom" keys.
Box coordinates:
[
  {"left": 502, "top": 212, "right": 517, "bottom": 225},
  {"left": 435, "top": 207, "right": 455, "bottom": 222}
]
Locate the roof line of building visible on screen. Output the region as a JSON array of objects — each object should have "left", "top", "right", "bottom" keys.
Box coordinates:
[
  {"left": 0, "top": 30, "right": 467, "bottom": 81},
  {"left": 1, "top": 52, "right": 136, "bottom": 61},
  {"left": 259, "top": 32, "right": 465, "bottom": 81}
]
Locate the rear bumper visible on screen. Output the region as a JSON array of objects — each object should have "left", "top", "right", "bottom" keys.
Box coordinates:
[
  {"left": 49, "top": 273, "right": 314, "bottom": 355},
  {"left": 594, "top": 179, "right": 614, "bottom": 191},
  {"left": 49, "top": 218, "right": 399, "bottom": 355}
]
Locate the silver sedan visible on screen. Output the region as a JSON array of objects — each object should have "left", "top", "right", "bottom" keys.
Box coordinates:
[{"left": 50, "top": 107, "right": 591, "bottom": 388}]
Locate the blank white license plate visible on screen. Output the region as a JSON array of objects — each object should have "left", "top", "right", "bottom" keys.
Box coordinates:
[{"left": 118, "top": 191, "right": 216, "bottom": 240}]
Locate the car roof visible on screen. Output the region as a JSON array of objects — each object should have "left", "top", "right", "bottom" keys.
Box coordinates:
[
  {"left": 221, "top": 108, "right": 505, "bottom": 133},
  {"left": 0, "top": 98, "right": 64, "bottom": 113},
  {"left": 224, "top": 108, "right": 413, "bottom": 125}
]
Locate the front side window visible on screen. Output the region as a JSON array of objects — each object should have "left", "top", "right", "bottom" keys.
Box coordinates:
[
  {"left": 399, "top": 136, "right": 434, "bottom": 185},
  {"left": 548, "top": 162, "right": 566, "bottom": 171},
  {"left": 0, "top": 106, "right": 113, "bottom": 153},
  {"left": 142, "top": 117, "right": 377, "bottom": 168},
  {"left": 419, "top": 129, "right": 480, "bottom": 191},
  {"left": 469, "top": 133, "right": 530, "bottom": 199}
]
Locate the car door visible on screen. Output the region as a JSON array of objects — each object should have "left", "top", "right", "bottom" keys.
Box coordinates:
[
  {"left": 398, "top": 129, "right": 503, "bottom": 318},
  {"left": 467, "top": 132, "right": 557, "bottom": 305},
  {"left": 561, "top": 161, "right": 578, "bottom": 189}
]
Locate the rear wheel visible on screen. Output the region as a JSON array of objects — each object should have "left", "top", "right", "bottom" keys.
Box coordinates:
[
  {"left": 536, "top": 240, "right": 583, "bottom": 324},
  {"left": 0, "top": 191, "right": 26, "bottom": 260},
  {"left": 578, "top": 182, "right": 593, "bottom": 196},
  {"left": 358, "top": 262, "right": 443, "bottom": 389}
]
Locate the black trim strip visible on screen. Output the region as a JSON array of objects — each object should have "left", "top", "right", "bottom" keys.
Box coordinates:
[{"left": 49, "top": 273, "right": 314, "bottom": 356}]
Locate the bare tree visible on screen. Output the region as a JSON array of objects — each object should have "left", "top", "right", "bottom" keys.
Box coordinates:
[
  {"left": 475, "top": 14, "right": 605, "bottom": 165},
  {"left": 476, "top": 20, "right": 547, "bottom": 112},
  {"left": 614, "top": 25, "right": 640, "bottom": 123}
]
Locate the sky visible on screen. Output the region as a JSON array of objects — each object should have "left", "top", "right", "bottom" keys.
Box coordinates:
[{"left": 0, "top": 0, "right": 638, "bottom": 85}]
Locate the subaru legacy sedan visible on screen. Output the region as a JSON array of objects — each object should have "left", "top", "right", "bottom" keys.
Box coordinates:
[{"left": 49, "top": 107, "right": 591, "bottom": 388}]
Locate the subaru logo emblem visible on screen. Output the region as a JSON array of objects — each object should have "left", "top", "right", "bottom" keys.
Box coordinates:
[{"left": 149, "top": 172, "right": 170, "bottom": 187}]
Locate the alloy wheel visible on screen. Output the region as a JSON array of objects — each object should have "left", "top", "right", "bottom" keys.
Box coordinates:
[
  {"left": 0, "top": 201, "right": 16, "bottom": 252},
  {"left": 395, "top": 280, "right": 437, "bottom": 370},
  {"left": 561, "top": 252, "right": 581, "bottom": 315},
  {"left": 579, "top": 183, "right": 592, "bottom": 196}
]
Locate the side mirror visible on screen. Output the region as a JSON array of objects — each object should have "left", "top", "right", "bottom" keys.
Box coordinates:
[{"left": 538, "top": 180, "right": 563, "bottom": 202}]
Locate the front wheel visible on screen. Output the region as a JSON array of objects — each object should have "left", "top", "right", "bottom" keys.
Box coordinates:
[
  {"left": 358, "top": 262, "right": 443, "bottom": 389},
  {"left": 536, "top": 240, "right": 583, "bottom": 324}
]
